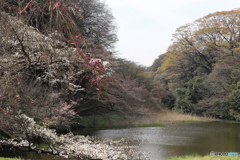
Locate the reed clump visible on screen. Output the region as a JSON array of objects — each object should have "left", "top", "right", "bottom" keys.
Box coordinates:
[{"left": 131, "top": 110, "right": 217, "bottom": 126}]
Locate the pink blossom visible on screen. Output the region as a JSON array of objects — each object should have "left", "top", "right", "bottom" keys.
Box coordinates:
[
  {"left": 52, "top": 1, "right": 62, "bottom": 10},
  {"left": 75, "top": 34, "right": 81, "bottom": 39},
  {"left": 90, "top": 58, "right": 102, "bottom": 64},
  {"left": 67, "top": 40, "right": 76, "bottom": 46},
  {"left": 75, "top": 7, "right": 80, "bottom": 10}
]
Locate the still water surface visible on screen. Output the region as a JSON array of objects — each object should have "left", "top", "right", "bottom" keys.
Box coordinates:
[
  {"left": 92, "top": 122, "right": 240, "bottom": 159},
  {"left": 1, "top": 122, "right": 240, "bottom": 160}
]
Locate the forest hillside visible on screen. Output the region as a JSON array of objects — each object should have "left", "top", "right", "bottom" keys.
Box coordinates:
[
  {"left": 0, "top": 0, "right": 161, "bottom": 139},
  {"left": 149, "top": 8, "right": 240, "bottom": 120}
]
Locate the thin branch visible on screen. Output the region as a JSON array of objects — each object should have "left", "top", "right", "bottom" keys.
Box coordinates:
[{"left": 11, "top": 28, "right": 32, "bottom": 67}]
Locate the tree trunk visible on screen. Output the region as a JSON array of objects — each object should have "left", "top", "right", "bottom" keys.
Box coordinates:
[{"left": 0, "top": 128, "right": 14, "bottom": 139}]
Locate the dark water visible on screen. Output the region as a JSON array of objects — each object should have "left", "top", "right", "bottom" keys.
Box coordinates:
[
  {"left": 0, "top": 146, "right": 69, "bottom": 160},
  {"left": 91, "top": 122, "right": 240, "bottom": 159},
  {"left": 1, "top": 122, "right": 240, "bottom": 160}
]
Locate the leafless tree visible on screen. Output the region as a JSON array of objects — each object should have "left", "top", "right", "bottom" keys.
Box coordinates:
[{"left": 72, "top": 0, "right": 118, "bottom": 49}]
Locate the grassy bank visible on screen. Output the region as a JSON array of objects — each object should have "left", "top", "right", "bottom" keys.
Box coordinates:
[
  {"left": 0, "top": 158, "right": 26, "bottom": 160},
  {"left": 32, "top": 142, "right": 50, "bottom": 150},
  {"left": 133, "top": 123, "right": 168, "bottom": 127},
  {"left": 131, "top": 110, "right": 217, "bottom": 126},
  {"left": 75, "top": 112, "right": 127, "bottom": 129},
  {"left": 78, "top": 110, "right": 218, "bottom": 130},
  {"left": 165, "top": 155, "right": 239, "bottom": 160}
]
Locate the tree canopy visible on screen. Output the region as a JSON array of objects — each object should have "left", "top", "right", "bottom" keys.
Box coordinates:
[{"left": 150, "top": 8, "right": 240, "bottom": 119}]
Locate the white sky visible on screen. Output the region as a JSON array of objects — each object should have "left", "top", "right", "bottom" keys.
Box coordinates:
[{"left": 105, "top": 0, "right": 240, "bottom": 66}]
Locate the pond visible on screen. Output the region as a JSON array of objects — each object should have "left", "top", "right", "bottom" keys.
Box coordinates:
[
  {"left": 90, "top": 122, "right": 240, "bottom": 159},
  {"left": 1, "top": 122, "right": 240, "bottom": 160}
]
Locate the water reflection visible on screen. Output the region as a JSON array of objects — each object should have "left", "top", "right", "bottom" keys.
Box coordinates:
[
  {"left": 0, "top": 146, "right": 79, "bottom": 160},
  {"left": 0, "top": 146, "right": 80, "bottom": 160},
  {"left": 93, "top": 122, "right": 240, "bottom": 159}
]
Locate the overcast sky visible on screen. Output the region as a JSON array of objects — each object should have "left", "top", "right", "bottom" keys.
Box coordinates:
[{"left": 105, "top": 0, "right": 240, "bottom": 66}]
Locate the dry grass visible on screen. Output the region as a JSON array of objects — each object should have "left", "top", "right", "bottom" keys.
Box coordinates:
[{"left": 132, "top": 110, "right": 217, "bottom": 125}]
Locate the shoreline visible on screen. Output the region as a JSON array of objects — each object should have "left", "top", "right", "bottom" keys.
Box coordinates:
[
  {"left": 165, "top": 154, "right": 240, "bottom": 160},
  {"left": 78, "top": 110, "right": 219, "bottom": 130}
]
